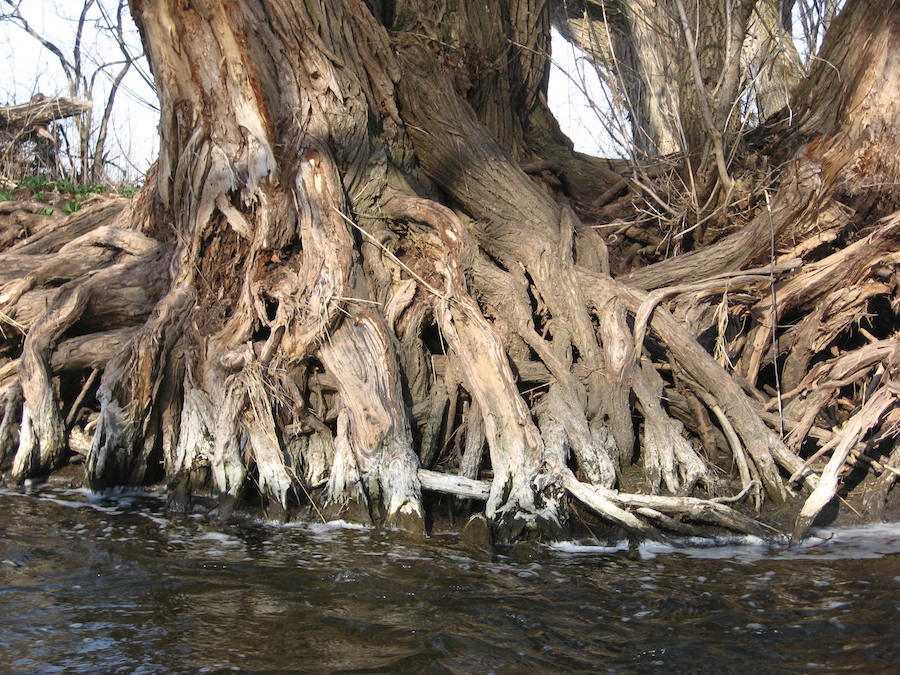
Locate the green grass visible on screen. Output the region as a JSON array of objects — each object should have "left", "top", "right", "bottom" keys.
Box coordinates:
[
  {"left": 3, "top": 175, "right": 140, "bottom": 214},
  {"left": 61, "top": 200, "right": 81, "bottom": 215},
  {"left": 21, "top": 175, "right": 51, "bottom": 192}
]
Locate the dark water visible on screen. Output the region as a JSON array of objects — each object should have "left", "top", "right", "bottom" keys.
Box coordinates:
[{"left": 1, "top": 486, "right": 898, "bottom": 674}]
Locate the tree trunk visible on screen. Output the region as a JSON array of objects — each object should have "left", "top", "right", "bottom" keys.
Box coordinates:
[
  {"left": 0, "top": 0, "right": 896, "bottom": 544},
  {"left": 743, "top": 0, "right": 803, "bottom": 121}
]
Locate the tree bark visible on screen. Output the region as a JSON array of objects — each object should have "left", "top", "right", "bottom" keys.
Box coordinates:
[{"left": 0, "top": 0, "right": 896, "bottom": 545}]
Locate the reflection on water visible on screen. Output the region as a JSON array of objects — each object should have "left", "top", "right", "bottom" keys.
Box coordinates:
[{"left": 1, "top": 486, "right": 898, "bottom": 673}]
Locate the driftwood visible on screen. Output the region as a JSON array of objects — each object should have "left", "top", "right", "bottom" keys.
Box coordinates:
[
  {"left": 792, "top": 383, "right": 900, "bottom": 542},
  {"left": 0, "top": 95, "right": 92, "bottom": 180},
  {"left": 0, "top": 96, "right": 91, "bottom": 133}
]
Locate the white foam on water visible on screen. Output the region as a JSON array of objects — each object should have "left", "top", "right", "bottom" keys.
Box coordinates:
[
  {"left": 795, "top": 522, "right": 900, "bottom": 560},
  {"left": 135, "top": 511, "right": 169, "bottom": 528},
  {"left": 6, "top": 485, "right": 899, "bottom": 563},
  {"left": 384, "top": 552, "right": 431, "bottom": 562},
  {"left": 307, "top": 519, "right": 371, "bottom": 533},
  {"left": 197, "top": 531, "right": 242, "bottom": 546},
  {"left": 636, "top": 534, "right": 774, "bottom": 561},
  {"left": 639, "top": 522, "right": 900, "bottom": 562},
  {"left": 41, "top": 496, "right": 100, "bottom": 510},
  {"left": 550, "top": 522, "right": 900, "bottom": 562},
  {"left": 549, "top": 540, "right": 630, "bottom": 554},
  {"left": 11, "top": 491, "right": 134, "bottom": 518},
  {"left": 76, "top": 486, "right": 165, "bottom": 503}
]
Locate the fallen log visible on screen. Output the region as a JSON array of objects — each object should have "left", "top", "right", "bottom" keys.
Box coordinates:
[{"left": 0, "top": 96, "right": 91, "bottom": 131}]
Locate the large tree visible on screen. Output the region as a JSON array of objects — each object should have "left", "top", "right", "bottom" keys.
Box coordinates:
[{"left": 1, "top": 0, "right": 897, "bottom": 543}]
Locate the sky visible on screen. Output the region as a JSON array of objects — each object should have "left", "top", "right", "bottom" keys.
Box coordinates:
[
  {"left": 0, "top": 3, "right": 616, "bottom": 182},
  {"left": 548, "top": 29, "right": 626, "bottom": 158},
  {"left": 0, "top": 1, "right": 159, "bottom": 181}
]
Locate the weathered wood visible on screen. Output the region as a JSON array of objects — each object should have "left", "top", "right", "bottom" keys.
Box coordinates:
[
  {"left": 12, "top": 281, "right": 92, "bottom": 480},
  {"left": 0, "top": 0, "right": 894, "bottom": 544},
  {"left": 0, "top": 96, "right": 91, "bottom": 130},
  {"left": 418, "top": 468, "right": 490, "bottom": 501},
  {"left": 419, "top": 466, "right": 768, "bottom": 537},
  {"left": 321, "top": 308, "right": 423, "bottom": 529},
  {"left": 792, "top": 384, "right": 899, "bottom": 543}
]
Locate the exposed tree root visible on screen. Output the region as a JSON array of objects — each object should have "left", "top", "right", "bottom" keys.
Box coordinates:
[
  {"left": 417, "top": 465, "right": 769, "bottom": 538},
  {"left": 792, "top": 382, "right": 899, "bottom": 543},
  {"left": 0, "top": 0, "right": 897, "bottom": 546}
]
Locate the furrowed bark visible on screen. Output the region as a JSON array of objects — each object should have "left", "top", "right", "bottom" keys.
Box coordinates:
[
  {"left": 0, "top": 0, "right": 894, "bottom": 543},
  {"left": 381, "top": 193, "right": 562, "bottom": 540},
  {"left": 320, "top": 308, "right": 423, "bottom": 531}
]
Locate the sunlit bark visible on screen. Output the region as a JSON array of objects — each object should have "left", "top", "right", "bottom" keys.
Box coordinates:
[{"left": 0, "top": 0, "right": 896, "bottom": 543}]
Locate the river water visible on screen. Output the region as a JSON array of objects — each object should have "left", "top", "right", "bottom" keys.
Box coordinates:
[{"left": 1, "top": 485, "right": 898, "bottom": 673}]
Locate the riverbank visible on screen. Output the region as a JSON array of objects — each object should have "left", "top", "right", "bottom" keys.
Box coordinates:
[{"left": 7, "top": 459, "right": 897, "bottom": 549}]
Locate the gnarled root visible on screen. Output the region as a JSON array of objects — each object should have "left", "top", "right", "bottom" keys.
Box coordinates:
[
  {"left": 792, "top": 382, "right": 899, "bottom": 543},
  {"left": 419, "top": 466, "right": 769, "bottom": 538},
  {"left": 320, "top": 308, "right": 423, "bottom": 532}
]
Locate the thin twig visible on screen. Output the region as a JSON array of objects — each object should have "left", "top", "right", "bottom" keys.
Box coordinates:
[{"left": 764, "top": 189, "right": 785, "bottom": 437}]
